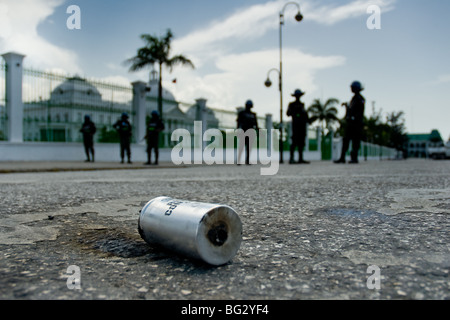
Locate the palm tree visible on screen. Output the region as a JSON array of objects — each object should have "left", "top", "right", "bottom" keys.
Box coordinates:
[
  {"left": 125, "top": 29, "right": 195, "bottom": 119},
  {"left": 307, "top": 98, "right": 340, "bottom": 134},
  {"left": 386, "top": 111, "right": 408, "bottom": 151}
]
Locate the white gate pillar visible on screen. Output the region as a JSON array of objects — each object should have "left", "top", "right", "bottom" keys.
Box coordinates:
[
  {"left": 132, "top": 81, "right": 147, "bottom": 145},
  {"left": 2, "top": 52, "right": 25, "bottom": 143}
]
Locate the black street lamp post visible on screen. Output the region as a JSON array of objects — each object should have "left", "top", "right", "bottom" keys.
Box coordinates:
[{"left": 266, "top": 2, "right": 303, "bottom": 164}]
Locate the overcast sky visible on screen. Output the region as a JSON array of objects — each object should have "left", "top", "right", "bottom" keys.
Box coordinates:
[{"left": 1, "top": 0, "right": 449, "bottom": 140}]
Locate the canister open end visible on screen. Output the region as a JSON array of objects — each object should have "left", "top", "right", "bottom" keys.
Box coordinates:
[
  {"left": 207, "top": 222, "right": 228, "bottom": 247},
  {"left": 198, "top": 206, "right": 242, "bottom": 266}
]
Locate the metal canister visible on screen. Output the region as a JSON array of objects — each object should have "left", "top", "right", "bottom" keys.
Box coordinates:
[{"left": 138, "top": 196, "right": 242, "bottom": 266}]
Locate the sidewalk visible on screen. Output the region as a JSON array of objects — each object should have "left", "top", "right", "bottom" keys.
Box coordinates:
[{"left": 0, "top": 161, "right": 184, "bottom": 174}]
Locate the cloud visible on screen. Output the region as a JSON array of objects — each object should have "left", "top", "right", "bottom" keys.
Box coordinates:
[
  {"left": 432, "top": 74, "right": 450, "bottom": 85},
  {"left": 169, "top": 49, "right": 345, "bottom": 118},
  {"left": 173, "top": 0, "right": 281, "bottom": 62},
  {"left": 304, "top": 0, "right": 396, "bottom": 25},
  {"left": 0, "top": 0, "right": 81, "bottom": 74},
  {"left": 173, "top": 0, "right": 397, "bottom": 58},
  {"left": 422, "top": 74, "right": 450, "bottom": 87}
]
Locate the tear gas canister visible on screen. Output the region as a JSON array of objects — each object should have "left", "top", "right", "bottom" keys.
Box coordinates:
[{"left": 138, "top": 197, "right": 242, "bottom": 266}]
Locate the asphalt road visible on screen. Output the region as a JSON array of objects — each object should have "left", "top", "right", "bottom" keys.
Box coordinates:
[{"left": 0, "top": 159, "right": 448, "bottom": 300}]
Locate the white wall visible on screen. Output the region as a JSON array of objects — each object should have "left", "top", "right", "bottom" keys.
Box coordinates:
[
  {"left": 0, "top": 142, "right": 151, "bottom": 162},
  {"left": 0, "top": 142, "right": 321, "bottom": 163}
]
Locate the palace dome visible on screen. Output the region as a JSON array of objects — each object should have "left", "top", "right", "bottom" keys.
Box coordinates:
[{"left": 50, "top": 76, "right": 103, "bottom": 106}]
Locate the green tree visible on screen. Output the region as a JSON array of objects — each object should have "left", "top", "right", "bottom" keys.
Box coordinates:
[
  {"left": 386, "top": 111, "right": 408, "bottom": 151},
  {"left": 363, "top": 107, "right": 383, "bottom": 144},
  {"left": 362, "top": 109, "right": 408, "bottom": 152},
  {"left": 125, "top": 29, "right": 195, "bottom": 120},
  {"left": 307, "top": 98, "right": 340, "bottom": 134},
  {"left": 98, "top": 126, "right": 119, "bottom": 143}
]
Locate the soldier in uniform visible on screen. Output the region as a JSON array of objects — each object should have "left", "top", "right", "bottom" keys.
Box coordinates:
[
  {"left": 287, "top": 89, "right": 310, "bottom": 164},
  {"left": 237, "top": 100, "right": 259, "bottom": 165},
  {"left": 79, "top": 115, "right": 96, "bottom": 162},
  {"left": 145, "top": 111, "right": 165, "bottom": 165},
  {"left": 335, "top": 81, "right": 366, "bottom": 164},
  {"left": 113, "top": 112, "right": 133, "bottom": 164}
]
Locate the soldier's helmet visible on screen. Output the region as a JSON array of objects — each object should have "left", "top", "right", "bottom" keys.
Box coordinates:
[{"left": 351, "top": 81, "right": 364, "bottom": 92}]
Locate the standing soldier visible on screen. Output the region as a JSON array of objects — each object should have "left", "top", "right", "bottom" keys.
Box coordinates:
[
  {"left": 237, "top": 100, "right": 259, "bottom": 165},
  {"left": 287, "top": 89, "right": 310, "bottom": 164},
  {"left": 145, "top": 111, "right": 165, "bottom": 165},
  {"left": 335, "top": 81, "right": 366, "bottom": 164},
  {"left": 80, "top": 115, "right": 96, "bottom": 162},
  {"left": 113, "top": 112, "right": 133, "bottom": 164}
]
